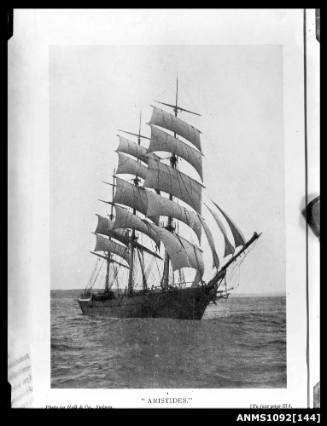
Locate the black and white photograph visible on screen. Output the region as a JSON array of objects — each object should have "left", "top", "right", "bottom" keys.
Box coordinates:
[
  {"left": 50, "top": 45, "right": 285, "bottom": 389},
  {"left": 8, "top": 9, "right": 319, "bottom": 408}
]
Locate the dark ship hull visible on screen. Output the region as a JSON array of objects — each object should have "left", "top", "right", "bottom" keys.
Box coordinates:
[
  {"left": 79, "top": 234, "right": 259, "bottom": 320},
  {"left": 78, "top": 282, "right": 222, "bottom": 320}
]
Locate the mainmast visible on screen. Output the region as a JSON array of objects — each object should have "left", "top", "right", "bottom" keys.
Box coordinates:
[{"left": 127, "top": 113, "right": 143, "bottom": 296}]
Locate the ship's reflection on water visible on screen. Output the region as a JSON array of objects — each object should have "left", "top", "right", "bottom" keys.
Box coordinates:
[{"left": 51, "top": 291, "right": 286, "bottom": 388}]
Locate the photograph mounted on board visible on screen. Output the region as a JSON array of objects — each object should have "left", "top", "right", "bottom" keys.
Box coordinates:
[{"left": 50, "top": 45, "right": 286, "bottom": 389}]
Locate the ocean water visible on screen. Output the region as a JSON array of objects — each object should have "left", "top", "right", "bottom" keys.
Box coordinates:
[{"left": 51, "top": 290, "right": 286, "bottom": 388}]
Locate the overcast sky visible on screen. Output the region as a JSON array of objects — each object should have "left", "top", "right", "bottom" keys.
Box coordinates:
[{"left": 50, "top": 45, "right": 284, "bottom": 294}]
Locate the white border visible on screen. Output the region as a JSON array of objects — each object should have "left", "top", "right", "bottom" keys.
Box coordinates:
[{"left": 8, "top": 9, "right": 315, "bottom": 408}]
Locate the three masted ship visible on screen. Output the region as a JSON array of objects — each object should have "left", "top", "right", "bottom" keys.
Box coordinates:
[{"left": 78, "top": 79, "right": 261, "bottom": 320}]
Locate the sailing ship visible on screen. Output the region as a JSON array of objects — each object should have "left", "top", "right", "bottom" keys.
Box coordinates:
[{"left": 78, "top": 79, "right": 261, "bottom": 320}]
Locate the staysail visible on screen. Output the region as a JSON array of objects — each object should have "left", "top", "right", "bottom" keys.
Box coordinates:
[
  {"left": 212, "top": 201, "right": 246, "bottom": 247},
  {"left": 197, "top": 214, "right": 220, "bottom": 270},
  {"left": 113, "top": 177, "right": 159, "bottom": 224},
  {"left": 148, "top": 125, "right": 203, "bottom": 180},
  {"left": 145, "top": 189, "right": 202, "bottom": 242},
  {"left": 94, "top": 233, "right": 130, "bottom": 265},
  {"left": 149, "top": 106, "right": 202, "bottom": 152},
  {"left": 205, "top": 203, "right": 235, "bottom": 257},
  {"left": 144, "top": 157, "right": 203, "bottom": 214}
]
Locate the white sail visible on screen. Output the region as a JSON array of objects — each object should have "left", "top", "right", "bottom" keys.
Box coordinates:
[
  {"left": 212, "top": 201, "right": 246, "bottom": 247},
  {"left": 149, "top": 106, "right": 202, "bottom": 152},
  {"left": 148, "top": 125, "right": 203, "bottom": 180},
  {"left": 113, "top": 177, "right": 159, "bottom": 224},
  {"left": 205, "top": 203, "right": 235, "bottom": 257},
  {"left": 116, "top": 152, "right": 148, "bottom": 180},
  {"left": 90, "top": 251, "right": 129, "bottom": 269},
  {"left": 95, "top": 214, "right": 129, "bottom": 245},
  {"left": 144, "top": 157, "right": 203, "bottom": 214},
  {"left": 197, "top": 214, "right": 220, "bottom": 270},
  {"left": 134, "top": 241, "right": 162, "bottom": 260},
  {"left": 177, "top": 234, "right": 204, "bottom": 275},
  {"left": 113, "top": 204, "right": 161, "bottom": 247},
  {"left": 145, "top": 189, "right": 202, "bottom": 242},
  {"left": 94, "top": 233, "right": 130, "bottom": 265},
  {"left": 151, "top": 224, "right": 204, "bottom": 275},
  {"left": 116, "top": 135, "right": 159, "bottom": 163},
  {"left": 191, "top": 270, "right": 203, "bottom": 287}
]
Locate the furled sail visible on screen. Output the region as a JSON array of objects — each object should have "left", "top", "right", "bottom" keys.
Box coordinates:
[
  {"left": 145, "top": 189, "right": 202, "bottom": 242},
  {"left": 116, "top": 135, "right": 159, "bottom": 164},
  {"left": 212, "top": 201, "right": 246, "bottom": 247},
  {"left": 144, "top": 157, "right": 203, "bottom": 214},
  {"left": 148, "top": 125, "right": 203, "bottom": 180},
  {"left": 113, "top": 204, "right": 161, "bottom": 247},
  {"left": 116, "top": 152, "right": 148, "bottom": 181},
  {"left": 113, "top": 177, "right": 159, "bottom": 224},
  {"left": 149, "top": 106, "right": 202, "bottom": 152},
  {"left": 94, "top": 233, "right": 130, "bottom": 265},
  {"left": 151, "top": 224, "right": 204, "bottom": 275},
  {"left": 197, "top": 214, "right": 220, "bottom": 270},
  {"left": 205, "top": 203, "right": 235, "bottom": 257},
  {"left": 95, "top": 214, "right": 129, "bottom": 245}
]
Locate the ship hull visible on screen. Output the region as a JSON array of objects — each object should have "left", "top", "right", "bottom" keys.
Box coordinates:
[{"left": 78, "top": 284, "right": 219, "bottom": 320}]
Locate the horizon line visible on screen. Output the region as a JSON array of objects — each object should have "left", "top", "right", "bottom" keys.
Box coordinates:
[{"left": 51, "top": 288, "right": 286, "bottom": 297}]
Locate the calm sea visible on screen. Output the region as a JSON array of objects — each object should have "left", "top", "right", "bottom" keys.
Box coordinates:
[{"left": 51, "top": 290, "right": 286, "bottom": 388}]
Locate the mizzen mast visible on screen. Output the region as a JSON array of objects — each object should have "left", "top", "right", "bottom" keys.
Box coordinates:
[{"left": 105, "top": 168, "right": 115, "bottom": 292}]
